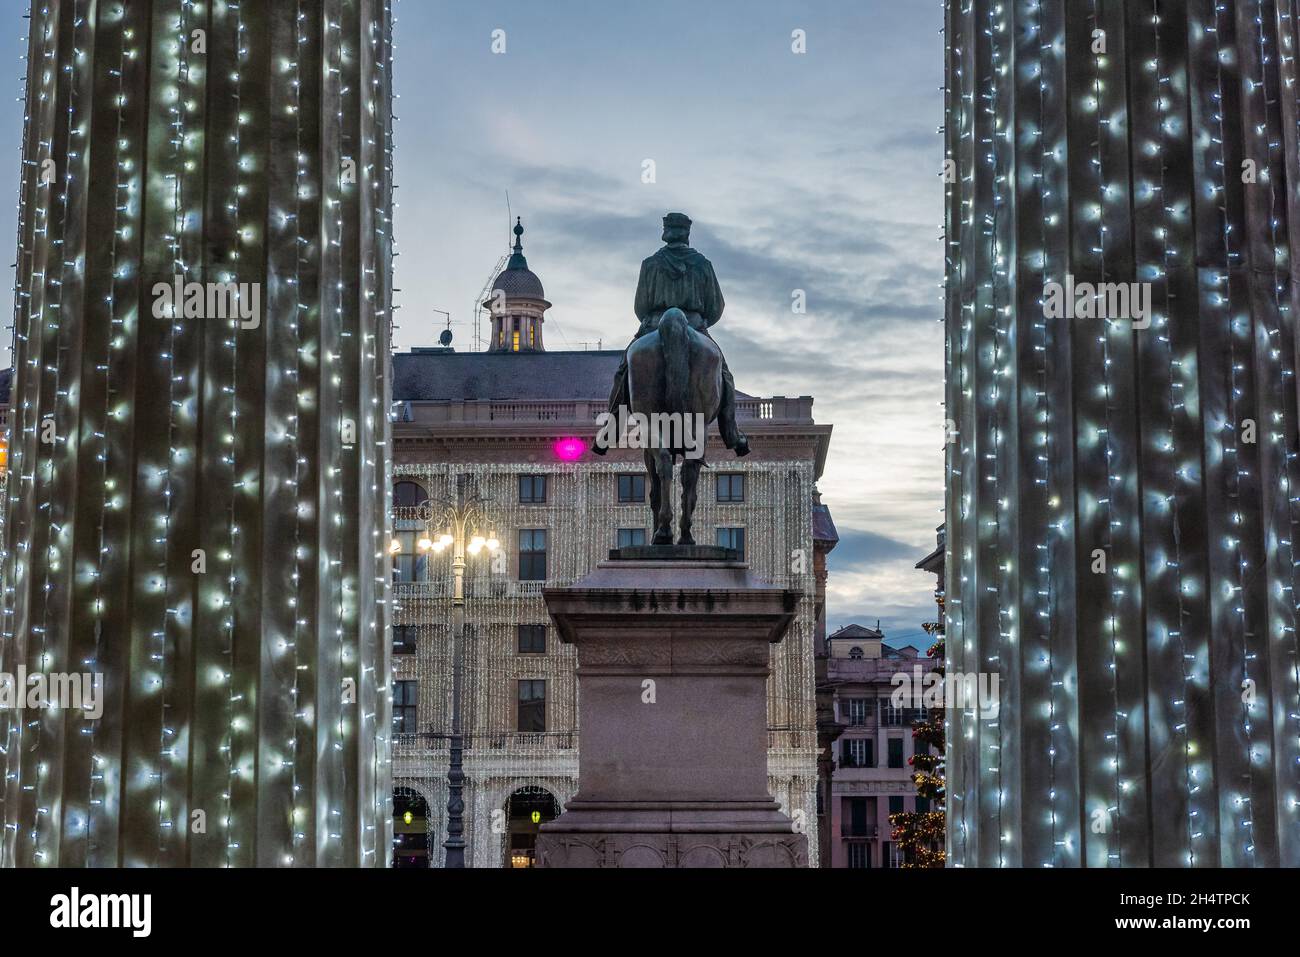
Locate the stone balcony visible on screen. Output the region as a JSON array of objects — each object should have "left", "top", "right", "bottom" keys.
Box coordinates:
[
  {"left": 391, "top": 578, "right": 546, "bottom": 599},
  {"left": 825, "top": 657, "right": 921, "bottom": 683},
  {"left": 393, "top": 731, "right": 578, "bottom": 754}
]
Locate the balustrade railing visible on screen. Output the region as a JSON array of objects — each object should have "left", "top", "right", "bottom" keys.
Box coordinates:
[{"left": 393, "top": 731, "right": 577, "bottom": 753}]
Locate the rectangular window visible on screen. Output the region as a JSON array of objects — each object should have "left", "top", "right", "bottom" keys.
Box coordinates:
[
  {"left": 842, "top": 737, "right": 872, "bottom": 768},
  {"left": 847, "top": 843, "right": 870, "bottom": 869},
  {"left": 843, "top": 797, "right": 871, "bottom": 837},
  {"left": 392, "top": 625, "right": 418, "bottom": 655},
  {"left": 617, "top": 473, "right": 646, "bottom": 503},
  {"left": 392, "top": 680, "right": 417, "bottom": 734},
  {"left": 883, "top": 702, "right": 906, "bottom": 726},
  {"left": 518, "top": 529, "right": 548, "bottom": 581},
  {"left": 518, "top": 624, "right": 546, "bottom": 655},
  {"left": 716, "top": 527, "right": 746, "bottom": 561},
  {"left": 392, "top": 531, "right": 420, "bottom": 584},
  {"left": 518, "top": 679, "right": 546, "bottom": 732},
  {"left": 617, "top": 527, "right": 646, "bottom": 549},
  {"left": 518, "top": 475, "right": 547, "bottom": 504},
  {"left": 887, "top": 737, "right": 905, "bottom": 769},
  {"left": 916, "top": 796, "right": 931, "bottom": 814},
  {"left": 846, "top": 697, "right": 868, "bottom": 726},
  {"left": 888, "top": 796, "right": 905, "bottom": 816},
  {"left": 716, "top": 473, "right": 745, "bottom": 503},
  {"left": 883, "top": 842, "right": 900, "bottom": 869}
]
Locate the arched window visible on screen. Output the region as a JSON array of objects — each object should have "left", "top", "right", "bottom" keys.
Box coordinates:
[
  {"left": 393, "top": 480, "right": 427, "bottom": 508},
  {"left": 848, "top": 646, "right": 864, "bottom": 660}
]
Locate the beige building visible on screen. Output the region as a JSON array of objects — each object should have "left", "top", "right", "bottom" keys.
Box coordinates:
[
  {"left": 390, "top": 230, "right": 836, "bottom": 867},
  {"left": 823, "top": 623, "right": 926, "bottom": 868}
]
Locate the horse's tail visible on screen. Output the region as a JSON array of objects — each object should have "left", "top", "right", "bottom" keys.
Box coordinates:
[{"left": 658, "top": 307, "right": 690, "bottom": 413}]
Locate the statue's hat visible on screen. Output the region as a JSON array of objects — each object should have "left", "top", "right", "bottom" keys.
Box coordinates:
[{"left": 662, "top": 212, "right": 692, "bottom": 230}]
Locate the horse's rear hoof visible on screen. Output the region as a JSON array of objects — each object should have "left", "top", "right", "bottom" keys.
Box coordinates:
[
  {"left": 653, "top": 530, "right": 674, "bottom": 546},
  {"left": 677, "top": 533, "right": 695, "bottom": 546}
]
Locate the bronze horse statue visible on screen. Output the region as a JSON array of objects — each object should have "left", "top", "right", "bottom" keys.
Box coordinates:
[{"left": 626, "top": 307, "right": 723, "bottom": 545}]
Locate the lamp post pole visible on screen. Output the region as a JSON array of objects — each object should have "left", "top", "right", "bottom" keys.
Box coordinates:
[
  {"left": 444, "top": 484, "right": 469, "bottom": 868},
  {"left": 417, "top": 476, "right": 498, "bottom": 869}
]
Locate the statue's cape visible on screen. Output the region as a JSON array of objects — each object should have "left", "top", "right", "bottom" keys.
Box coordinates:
[{"left": 634, "top": 245, "right": 725, "bottom": 326}]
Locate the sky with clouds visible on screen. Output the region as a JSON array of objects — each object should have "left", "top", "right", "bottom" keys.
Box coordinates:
[
  {"left": 388, "top": 0, "right": 947, "bottom": 645},
  {"left": 0, "top": 0, "right": 946, "bottom": 647}
]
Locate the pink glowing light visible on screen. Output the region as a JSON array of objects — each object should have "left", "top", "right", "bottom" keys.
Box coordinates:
[{"left": 554, "top": 437, "right": 586, "bottom": 462}]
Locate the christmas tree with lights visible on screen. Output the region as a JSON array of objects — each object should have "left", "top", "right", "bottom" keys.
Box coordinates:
[{"left": 888, "top": 610, "right": 945, "bottom": 868}]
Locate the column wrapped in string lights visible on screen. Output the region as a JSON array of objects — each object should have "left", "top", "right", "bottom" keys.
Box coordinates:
[
  {"left": 0, "top": 0, "right": 394, "bottom": 867},
  {"left": 945, "top": 0, "right": 1300, "bottom": 867}
]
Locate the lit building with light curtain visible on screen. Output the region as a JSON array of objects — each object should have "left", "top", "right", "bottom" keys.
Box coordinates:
[
  {"left": 390, "top": 226, "right": 836, "bottom": 866},
  {"left": 0, "top": 1, "right": 394, "bottom": 867},
  {"left": 944, "top": 0, "right": 1300, "bottom": 866}
]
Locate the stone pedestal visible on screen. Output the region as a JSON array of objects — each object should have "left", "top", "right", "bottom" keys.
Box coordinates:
[{"left": 535, "top": 548, "right": 809, "bottom": 867}]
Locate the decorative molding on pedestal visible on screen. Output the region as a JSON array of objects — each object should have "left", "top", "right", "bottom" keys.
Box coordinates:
[{"left": 538, "top": 832, "right": 808, "bottom": 869}]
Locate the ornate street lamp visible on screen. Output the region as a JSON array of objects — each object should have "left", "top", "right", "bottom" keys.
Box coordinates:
[{"left": 414, "top": 475, "right": 499, "bottom": 868}]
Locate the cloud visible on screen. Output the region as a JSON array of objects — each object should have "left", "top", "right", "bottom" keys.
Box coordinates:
[
  {"left": 828, "top": 527, "right": 921, "bottom": 570},
  {"left": 531, "top": 197, "right": 937, "bottom": 344},
  {"left": 387, "top": 1, "right": 947, "bottom": 631}
]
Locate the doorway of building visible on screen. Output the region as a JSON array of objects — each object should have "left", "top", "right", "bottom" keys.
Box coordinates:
[
  {"left": 393, "top": 787, "right": 430, "bottom": 868},
  {"left": 503, "top": 786, "right": 558, "bottom": 868}
]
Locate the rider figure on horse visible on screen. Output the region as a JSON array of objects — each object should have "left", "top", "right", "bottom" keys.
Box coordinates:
[{"left": 593, "top": 212, "right": 750, "bottom": 457}]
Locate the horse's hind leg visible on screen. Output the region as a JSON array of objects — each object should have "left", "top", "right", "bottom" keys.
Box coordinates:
[
  {"left": 652, "top": 449, "right": 674, "bottom": 545},
  {"left": 678, "top": 458, "right": 701, "bottom": 545},
  {"left": 645, "top": 447, "right": 661, "bottom": 540}
]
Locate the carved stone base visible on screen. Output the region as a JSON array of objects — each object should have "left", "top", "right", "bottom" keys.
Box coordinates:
[
  {"left": 537, "top": 825, "right": 807, "bottom": 868},
  {"left": 538, "top": 797, "right": 808, "bottom": 867},
  {"left": 537, "top": 557, "right": 808, "bottom": 868}
]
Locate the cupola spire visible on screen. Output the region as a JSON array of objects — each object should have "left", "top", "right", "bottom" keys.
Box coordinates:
[{"left": 507, "top": 217, "right": 528, "bottom": 270}]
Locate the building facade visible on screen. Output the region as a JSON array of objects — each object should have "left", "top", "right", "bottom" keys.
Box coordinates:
[
  {"left": 811, "top": 490, "right": 843, "bottom": 867},
  {"left": 823, "top": 624, "right": 925, "bottom": 868},
  {"left": 945, "top": 0, "right": 1300, "bottom": 866},
  {"left": 1, "top": 1, "right": 394, "bottom": 868},
  {"left": 390, "top": 229, "right": 834, "bottom": 866}
]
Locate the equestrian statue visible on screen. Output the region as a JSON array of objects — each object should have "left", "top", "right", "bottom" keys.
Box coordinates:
[{"left": 594, "top": 212, "right": 750, "bottom": 546}]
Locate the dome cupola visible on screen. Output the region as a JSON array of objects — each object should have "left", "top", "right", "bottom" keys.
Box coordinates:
[{"left": 485, "top": 218, "right": 551, "bottom": 352}]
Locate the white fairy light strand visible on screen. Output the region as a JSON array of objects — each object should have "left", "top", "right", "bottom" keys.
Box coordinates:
[{"left": 3, "top": 0, "right": 393, "bottom": 868}]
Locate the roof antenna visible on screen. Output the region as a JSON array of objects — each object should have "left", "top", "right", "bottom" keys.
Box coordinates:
[
  {"left": 505, "top": 190, "right": 512, "bottom": 250},
  {"left": 433, "top": 309, "right": 452, "bottom": 348}
]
